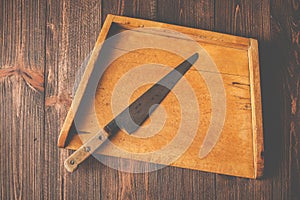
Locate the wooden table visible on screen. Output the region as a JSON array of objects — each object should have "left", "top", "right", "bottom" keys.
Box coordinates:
[{"left": 0, "top": 0, "right": 299, "bottom": 199}]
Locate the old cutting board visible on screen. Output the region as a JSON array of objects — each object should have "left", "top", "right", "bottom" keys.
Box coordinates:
[{"left": 58, "top": 15, "right": 264, "bottom": 178}]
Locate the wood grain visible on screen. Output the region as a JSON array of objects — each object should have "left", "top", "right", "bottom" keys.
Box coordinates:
[
  {"left": 0, "top": 0, "right": 299, "bottom": 199},
  {"left": 214, "top": 1, "right": 272, "bottom": 199},
  {"left": 44, "top": 0, "right": 102, "bottom": 199},
  {"left": 270, "top": 0, "right": 300, "bottom": 199},
  {"left": 176, "top": 1, "right": 217, "bottom": 199},
  {"left": 0, "top": 0, "right": 46, "bottom": 199}
]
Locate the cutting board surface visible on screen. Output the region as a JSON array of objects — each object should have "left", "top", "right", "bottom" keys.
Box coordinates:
[{"left": 58, "top": 15, "right": 263, "bottom": 178}]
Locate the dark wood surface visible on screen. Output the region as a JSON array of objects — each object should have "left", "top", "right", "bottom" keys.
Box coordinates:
[{"left": 0, "top": 0, "right": 299, "bottom": 199}]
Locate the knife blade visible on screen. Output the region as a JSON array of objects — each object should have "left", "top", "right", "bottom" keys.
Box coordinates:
[{"left": 64, "top": 53, "right": 199, "bottom": 172}]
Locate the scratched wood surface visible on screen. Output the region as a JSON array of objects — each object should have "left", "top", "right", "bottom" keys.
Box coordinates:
[{"left": 0, "top": 0, "right": 299, "bottom": 199}]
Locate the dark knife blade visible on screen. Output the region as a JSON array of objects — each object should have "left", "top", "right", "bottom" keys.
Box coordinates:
[{"left": 104, "top": 52, "right": 199, "bottom": 135}]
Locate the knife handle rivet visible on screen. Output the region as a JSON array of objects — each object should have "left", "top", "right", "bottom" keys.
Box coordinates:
[
  {"left": 85, "top": 147, "right": 91, "bottom": 152},
  {"left": 70, "top": 160, "right": 75, "bottom": 165},
  {"left": 99, "top": 135, "right": 103, "bottom": 140}
]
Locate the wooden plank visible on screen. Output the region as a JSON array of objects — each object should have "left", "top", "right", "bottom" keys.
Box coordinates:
[
  {"left": 134, "top": 0, "right": 158, "bottom": 20},
  {"left": 98, "top": 2, "right": 156, "bottom": 199},
  {"left": 112, "top": 15, "right": 250, "bottom": 50},
  {"left": 270, "top": 0, "right": 300, "bottom": 199},
  {"left": 44, "top": 1, "right": 66, "bottom": 199},
  {"left": 156, "top": 1, "right": 217, "bottom": 199},
  {"left": 102, "top": 0, "right": 158, "bottom": 20},
  {"left": 57, "top": 14, "right": 113, "bottom": 148},
  {"left": 45, "top": 0, "right": 102, "bottom": 199},
  {"left": 0, "top": 0, "right": 46, "bottom": 199},
  {"left": 214, "top": 0, "right": 273, "bottom": 199},
  {"left": 157, "top": 0, "right": 181, "bottom": 25},
  {"left": 248, "top": 39, "right": 264, "bottom": 178},
  {"left": 158, "top": 0, "right": 214, "bottom": 30}
]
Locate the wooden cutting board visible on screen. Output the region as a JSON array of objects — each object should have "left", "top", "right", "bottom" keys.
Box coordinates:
[{"left": 58, "top": 15, "right": 264, "bottom": 178}]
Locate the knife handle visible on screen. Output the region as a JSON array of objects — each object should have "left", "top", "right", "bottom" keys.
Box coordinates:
[{"left": 64, "top": 129, "right": 110, "bottom": 172}]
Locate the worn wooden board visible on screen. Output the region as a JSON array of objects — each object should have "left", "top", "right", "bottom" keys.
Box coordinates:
[{"left": 58, "top": 15, "right": 264, "bottom": 179}]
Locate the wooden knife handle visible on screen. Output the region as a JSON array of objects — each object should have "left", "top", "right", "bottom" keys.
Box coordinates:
[{"left": 64, "top": 129, "right": 110, "bottom": 172}]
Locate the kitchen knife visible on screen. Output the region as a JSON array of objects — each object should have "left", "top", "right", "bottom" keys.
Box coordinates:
[{"left": 64, "top": 53, "right": 199, "bottom": 172}]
